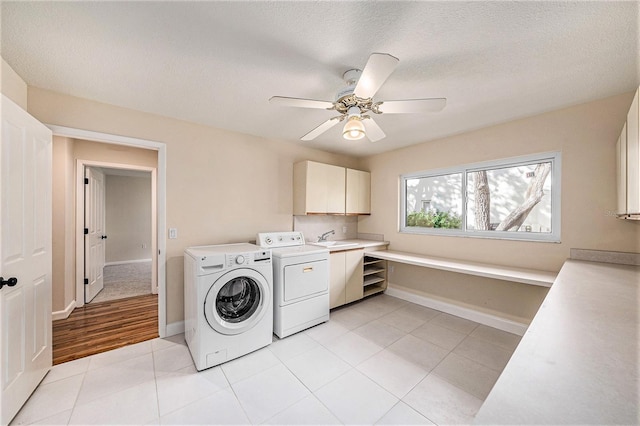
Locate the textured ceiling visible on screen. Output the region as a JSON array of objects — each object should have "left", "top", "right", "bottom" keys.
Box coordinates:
[{"left": 1, "top": 1, "right": 638, "bottom": 157}]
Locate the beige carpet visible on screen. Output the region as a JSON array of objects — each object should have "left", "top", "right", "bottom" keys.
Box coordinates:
[{"left": 90, "top": 261, "right": 152, "bottom": 304}]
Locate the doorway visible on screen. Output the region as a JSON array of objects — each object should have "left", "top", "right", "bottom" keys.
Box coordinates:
[
  {"left": 49, "top": 125, "right": 168, "bottom": 338},
  {"left": 77, "top": 160, "right": 158, "bottom": 309},
  {"left": 86, "top": 167, "right": 154, "bottom": 305}
]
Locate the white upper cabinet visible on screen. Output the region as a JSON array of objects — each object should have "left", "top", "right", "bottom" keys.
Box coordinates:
[
  {"left": 293, "top": 161, "right": 346, "bottom": 215},
  {"left": 293, "top": 161, "right": 371, "bottom": 215},
  {"left": 346, "top": 168, "right": 371, "bottom": 215},
  {"left": 618, "top": 87, "right": 640, "bottom": 219}
]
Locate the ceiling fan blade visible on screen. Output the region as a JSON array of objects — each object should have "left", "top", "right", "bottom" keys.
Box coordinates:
[
  {"left": 270, "top": 96, "right": 334, "bottom": 109},
  {"left": 353, "top": 53, "right": 399, "bottom": 99},
  {"left": 378, "top": 98, "right": 447, "bottom": 114},
  {"left": 362, "top": 117, "right": 386, "bottom": 142},
  {"left": 301, "top": 116, "right": 342, "bottom": 141}
]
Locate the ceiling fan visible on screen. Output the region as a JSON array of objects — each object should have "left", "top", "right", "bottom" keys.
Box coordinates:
[{"left": 270, "top": 53, "right": 446, "bottom": 142}]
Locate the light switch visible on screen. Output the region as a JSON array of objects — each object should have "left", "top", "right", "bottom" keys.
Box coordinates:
[{"left": 169, "top": 228, "right": 178, "bottom": 239}]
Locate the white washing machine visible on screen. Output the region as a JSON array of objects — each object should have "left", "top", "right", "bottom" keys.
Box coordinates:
[
  {"left": 257, "top": 232, "right": 330, "bottom": 338},
  {"left": 184, "top": 243, "right": 273, "bottom": 371}
]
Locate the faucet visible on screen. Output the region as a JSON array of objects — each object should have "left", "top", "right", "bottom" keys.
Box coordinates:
[{"left": 317, "top": 230, "right": 335, "bottom": 242}]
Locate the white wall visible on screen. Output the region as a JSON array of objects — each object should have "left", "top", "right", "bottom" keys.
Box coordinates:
[{"left": 105, "top": 174, "right": 152, "bottom": 264}]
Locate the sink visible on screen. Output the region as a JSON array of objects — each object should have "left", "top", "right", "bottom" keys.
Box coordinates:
[
  {"left": 312, "top": 241, "right": 359, "bottom": 248},
  {"left": 313, "top": 241, "right": 336, "bottom": 247}
]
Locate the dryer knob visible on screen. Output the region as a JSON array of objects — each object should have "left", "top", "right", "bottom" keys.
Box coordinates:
[{"left": 235, "top": 255, "right": 245, "bottom": 265}]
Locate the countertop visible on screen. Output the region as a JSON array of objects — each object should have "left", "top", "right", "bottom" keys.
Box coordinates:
[
  {"left": 474, "top": 259, "right": 640, "bottom": 425},
  {"left": 308, "top": 239, "right": 389, "bottom": 252},
  {"left": 361, "top": 250, "right": 555, "bottom": 287}
]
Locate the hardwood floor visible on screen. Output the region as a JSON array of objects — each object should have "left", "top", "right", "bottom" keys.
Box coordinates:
[{"left": 52, "top": 294, "right": 158, "bottom": 365}]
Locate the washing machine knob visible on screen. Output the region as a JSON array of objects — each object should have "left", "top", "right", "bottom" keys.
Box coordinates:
[{"left": 235, "top": 255, "right": 245, "bottom": 265}]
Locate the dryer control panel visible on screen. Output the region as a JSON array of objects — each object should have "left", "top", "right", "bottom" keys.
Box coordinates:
[{"left": 256, "top": 231, "right": 305, "bottom": 248}]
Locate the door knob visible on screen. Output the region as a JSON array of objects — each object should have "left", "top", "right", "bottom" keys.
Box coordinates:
[
  {"left": 101, "top": 235, "right": 108, "bottom": 239},
  {"left": 0, "top": 277, "right": 17, "bottom": 290}
]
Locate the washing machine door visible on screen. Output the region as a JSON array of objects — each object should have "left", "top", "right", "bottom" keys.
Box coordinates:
[{"left": 204, "top": 268, "right": 271, "bottom": 335}]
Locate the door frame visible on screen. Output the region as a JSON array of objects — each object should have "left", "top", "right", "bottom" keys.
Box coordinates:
[
  {"left": 47, "top": 125, "right": 168, "bottom": 337},
  {"left": 79, "top": 162, "right": 157, "bottom": 301}
]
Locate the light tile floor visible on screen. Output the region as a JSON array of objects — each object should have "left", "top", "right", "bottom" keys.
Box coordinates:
[{"left": 11, "top": 294, "right": 521, "bottom": 425}]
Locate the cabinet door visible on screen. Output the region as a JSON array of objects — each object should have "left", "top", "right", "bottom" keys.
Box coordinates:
[
  {"left": 359, "top": 170, "right": 371, "bottom": 214},
  {"left": 617, "top": 124, "right": 627, "bottom": 215},
  {"left": 345, "top": 249, "right": 364, "bottom": 303},
  {"left": 293, "top": 161, "right": 346, "bottom": 215},
  {"left": 346, "top": 169, "right": 371, "bottom": 214},
  {"left": 305, "top": 161, "right": 329, "bottom": 214},
  {"left": 326, "top": 164, "right": 346, "bottom": 214},
  {"left": 329, "top": 252, "right": 346, "bottom": 309},
  {"left": 627, "top": 89, "right": 639, "bottom": 213}
]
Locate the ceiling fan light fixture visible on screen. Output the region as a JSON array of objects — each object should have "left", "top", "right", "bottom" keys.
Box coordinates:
[{"left": 342, "top": 116, "right": 365, "bottom": 140}]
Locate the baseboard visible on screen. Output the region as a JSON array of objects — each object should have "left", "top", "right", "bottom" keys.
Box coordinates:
[
  {"left": 385, "top": 285, "right": 528, "bottom": 336},
  {"left": 52, "top": 300, "right": 76, "bottom": 321},
  {"left": 165, "top": 320, "right": 185, "bottom": 337},
  {"left": 105, "top": 259, "right": 152, "bottom": 266}
]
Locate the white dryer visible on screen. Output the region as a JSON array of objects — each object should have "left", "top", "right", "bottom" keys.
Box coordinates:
[
  {"left": 257, "top": 232, "right": 330, "bottom": 338},
  {"left": 184, "top": 243, "right": 273, "bottom": 371}
]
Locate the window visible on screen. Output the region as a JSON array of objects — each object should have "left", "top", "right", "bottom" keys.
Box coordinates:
[{"left": 400, "top": 152, "right": 561, "bottom": 242}]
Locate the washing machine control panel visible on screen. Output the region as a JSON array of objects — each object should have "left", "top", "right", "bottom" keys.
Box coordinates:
[{"left": 225, "top": 250, "right": 271, "bottom": 267}]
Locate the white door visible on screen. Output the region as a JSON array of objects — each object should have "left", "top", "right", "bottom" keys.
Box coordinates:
[
  {"left": 0, "top": 95, "right": 53, "bottom": 424},
  {"left": 84, "top": 167, "right": 106, "bottom": 302}
]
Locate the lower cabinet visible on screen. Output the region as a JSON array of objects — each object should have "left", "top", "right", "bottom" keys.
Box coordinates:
[{"left": 329, "top": 249, "right": 364, "bottom": 309}]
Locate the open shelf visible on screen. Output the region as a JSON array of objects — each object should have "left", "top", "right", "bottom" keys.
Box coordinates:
[
  {"left": 364, "top": 266, "right": 386, "bottom": 276},
  {"left": 362, "top": 254, "right": 387, "bottom": 297},
  {"left": 364, "top": 285, "right": 385, "bottom": 298},
  {"left": 364, "top": 275, "right": 385, "bottom": 286}
]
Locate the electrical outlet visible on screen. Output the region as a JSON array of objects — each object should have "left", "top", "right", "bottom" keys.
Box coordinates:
[
  {"left": 342, "top": 226, "right": 348, "bottom": 234},
  {"left": 169, "top": 228, "right": 178, "bottom": 239},
  {"left": 389, "top": 265, "right": 395, "bottom": 274},
  {"left": 142, "top": 243, "right": 147, "bottom": 249}
]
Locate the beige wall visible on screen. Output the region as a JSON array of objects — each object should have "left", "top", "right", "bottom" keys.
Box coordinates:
[
  {"left": 390, "top": 265, "right": 549, "bottom": 324},
  {"left": 74, "top": 139, "right": 158, "bottom": 168},
  {"left": 1, "top": 58, "right": 27, "bottom": 109},
  {"left": 105, "top": 175, "right": 152, "bottom": 263},
  {"left": 52, "top": 136, "right": 76, "bottom": 313},
  {"left": 33, "top": 84, "right": 639, "bottom": 327},
  {"left": 29, "top": 87, "right": 361, "bottom": 325},
  {"left": 359, "top": 92, "right": 640, "bottom": 322}
]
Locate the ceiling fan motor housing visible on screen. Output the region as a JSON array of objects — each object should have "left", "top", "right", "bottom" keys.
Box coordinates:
[{"left": 333, "top": 68, "right": 371, "bottom": 114}]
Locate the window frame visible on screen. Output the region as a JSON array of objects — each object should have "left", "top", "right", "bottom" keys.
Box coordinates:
[{"left": 399, "top": 152, "right": 562, "bottom": 242}]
